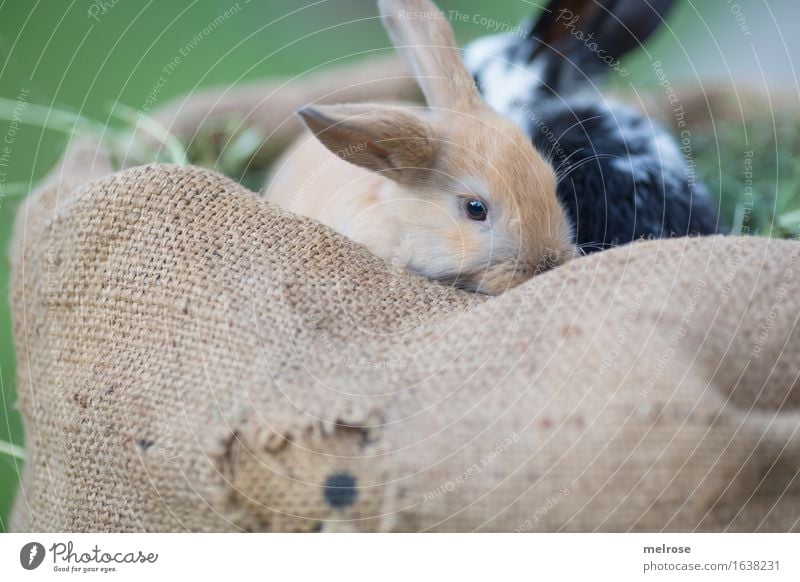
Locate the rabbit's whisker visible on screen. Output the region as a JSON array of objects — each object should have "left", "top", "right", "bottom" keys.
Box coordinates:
[{"left": 575, "top": 241, "right": 616, "bottom": 255}]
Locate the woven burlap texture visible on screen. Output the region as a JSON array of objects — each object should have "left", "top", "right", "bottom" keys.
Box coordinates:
[{"left": 9, "top": 59, "right": 800, "bottom": 532}]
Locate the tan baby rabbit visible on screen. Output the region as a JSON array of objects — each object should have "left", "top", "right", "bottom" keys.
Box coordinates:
[{"left": 265, "top": 0, "right": 574, "bottom": 295}]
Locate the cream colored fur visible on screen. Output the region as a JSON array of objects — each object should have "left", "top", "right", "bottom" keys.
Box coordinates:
[{"left": 265, "top": 0, "right": 573, "bottom": 294}]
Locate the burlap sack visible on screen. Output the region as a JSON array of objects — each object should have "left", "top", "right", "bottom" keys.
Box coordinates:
[{"left": 9, "top": 58, "right": 800, "bottom": 532}]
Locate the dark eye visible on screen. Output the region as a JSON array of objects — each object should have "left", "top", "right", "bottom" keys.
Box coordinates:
[{"left": 465, "top": 199, "right": 487, "bottom": 221}]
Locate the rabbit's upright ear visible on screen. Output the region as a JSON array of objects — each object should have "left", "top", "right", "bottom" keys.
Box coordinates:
[
  {"left": 378, "top": 0, "right": 480, "bottom": 111},
  {"left": 298, "top": 103, "right": 436, "bottom": 180}
]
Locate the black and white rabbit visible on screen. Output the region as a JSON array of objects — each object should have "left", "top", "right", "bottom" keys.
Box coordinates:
[{"left": 463, "top": 0, "right": 724, "bottom": 253}]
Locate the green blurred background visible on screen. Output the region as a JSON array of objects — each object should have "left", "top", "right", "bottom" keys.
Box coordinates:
[{"left": 1, "top": 0, "right": 799, "bottom": 531}]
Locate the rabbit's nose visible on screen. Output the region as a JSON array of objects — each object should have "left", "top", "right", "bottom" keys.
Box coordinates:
[
  {"left": 533, "top": 246, "right": 569, "bottom": 275},
  {"left": 533, "top": 257, "right": 558, "bottom": 276}
]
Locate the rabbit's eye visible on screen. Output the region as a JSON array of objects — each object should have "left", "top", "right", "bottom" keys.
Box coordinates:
[{"left": 465, "top": 199, "right": 487, "bottom": 221}]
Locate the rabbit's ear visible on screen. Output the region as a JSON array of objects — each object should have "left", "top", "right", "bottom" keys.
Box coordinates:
[
  {"left": 378, "top": 0, "right": 480, "bottom": 111},
  {"left": 298, "top": 103, "right": 436, "bottom": 180},
  {"left": 529, "top": 0, "right": 677, "bottom": 63}
]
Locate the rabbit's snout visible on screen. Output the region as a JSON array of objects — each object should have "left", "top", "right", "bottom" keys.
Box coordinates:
[
  {"left": 465, "top": 243, "right": 572, "bottom": 295},
  {"left": 533, "top": 246, "right": 569, "bottom": 275}
]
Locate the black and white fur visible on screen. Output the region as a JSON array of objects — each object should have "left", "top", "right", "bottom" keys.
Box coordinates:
[{"left": 463, "top": 0, "right": 723, "bottom": 253}]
